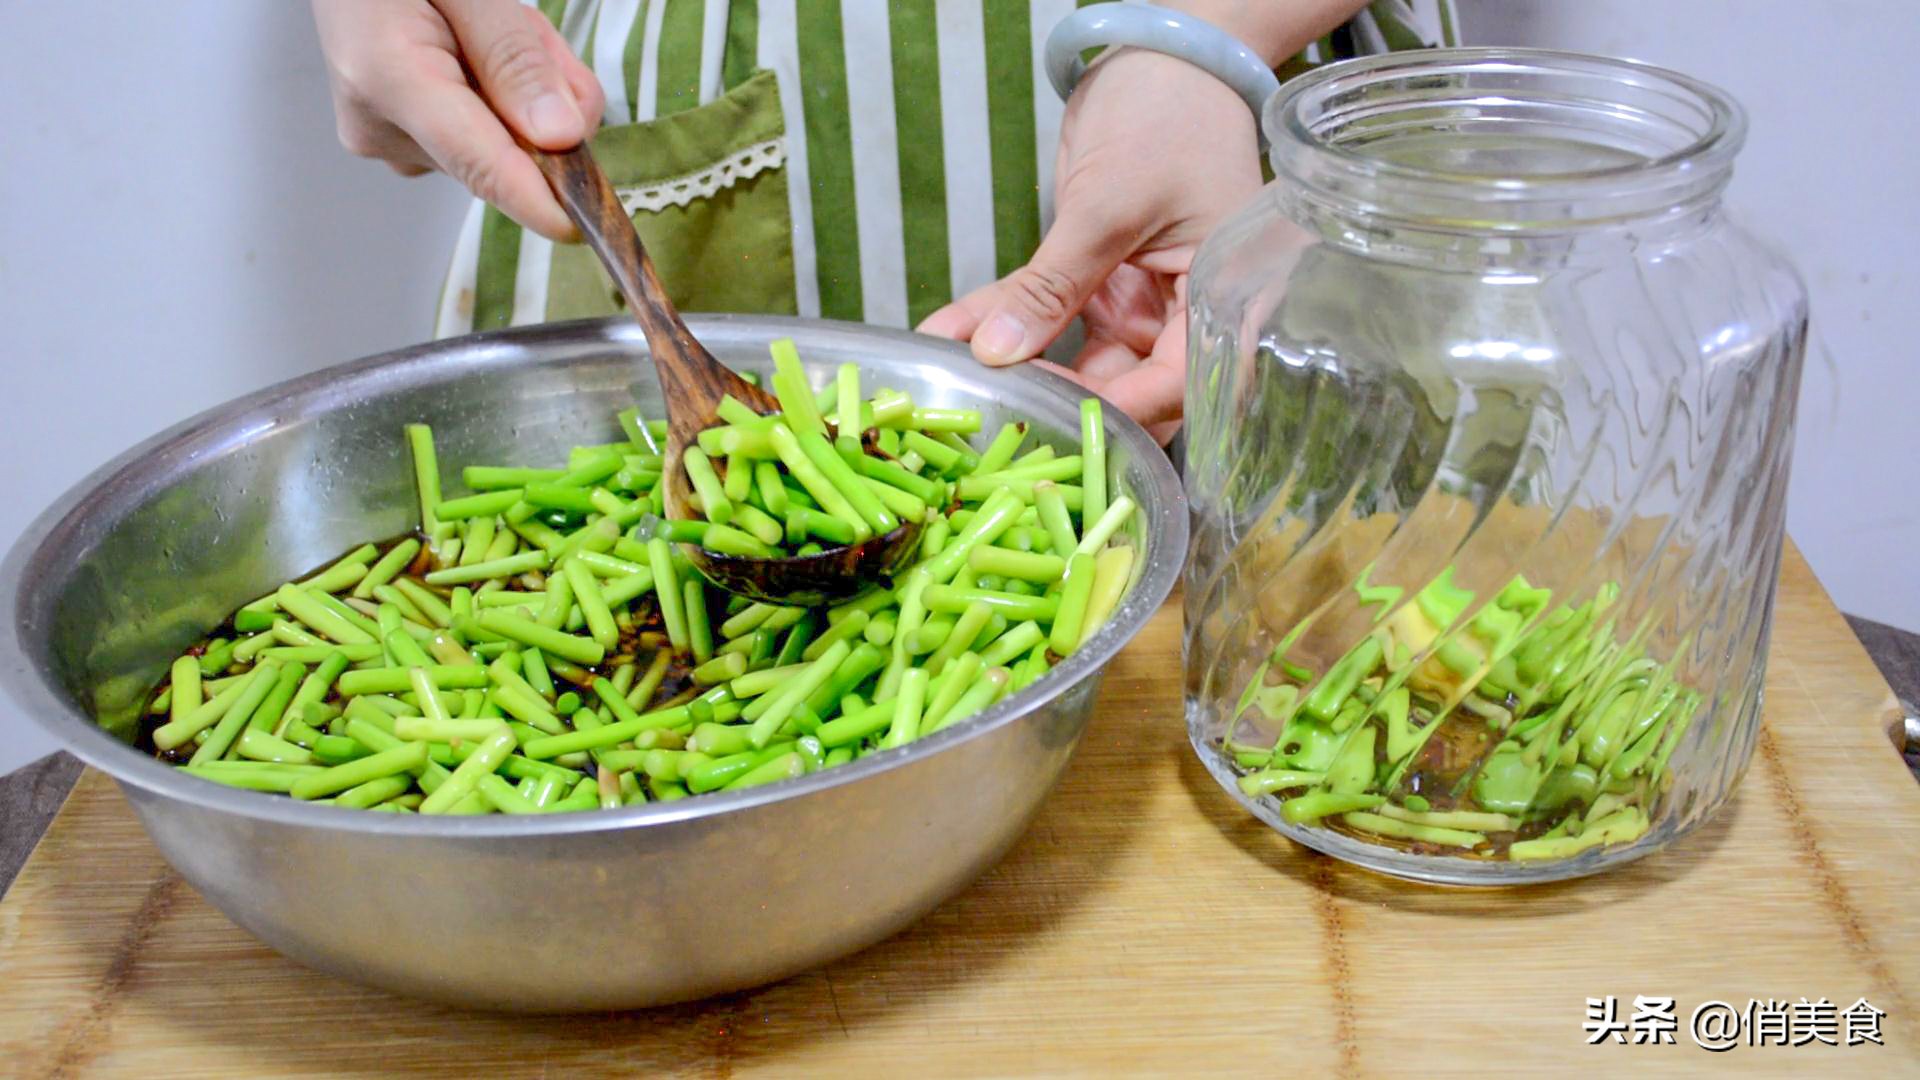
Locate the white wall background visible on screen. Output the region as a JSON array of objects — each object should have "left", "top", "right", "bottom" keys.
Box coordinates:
[
  {"left": 0, "top": 4, "right": 471, "bottom": 774},
  {"left": 0, "top": 1, "right": 1913, "bottom": 775}
]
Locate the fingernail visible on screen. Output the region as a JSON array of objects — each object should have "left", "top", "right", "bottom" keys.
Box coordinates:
[
  {"left": 974, "top": 313, "right": 1027, "bottom": 364},
  {"left": 526, "top": 93, "right": 582, "bottom": 144}
]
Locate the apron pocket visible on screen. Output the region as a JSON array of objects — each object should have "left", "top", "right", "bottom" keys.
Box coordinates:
[{"left": 545, "top": 69, "right": 799, "bottom": 320}]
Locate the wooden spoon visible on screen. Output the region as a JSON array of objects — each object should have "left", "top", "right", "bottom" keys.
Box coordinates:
[{"left": 528, "top": 143, "right": 922, "bottom": 606}]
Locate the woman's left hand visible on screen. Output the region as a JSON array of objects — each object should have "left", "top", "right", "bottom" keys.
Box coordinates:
[{"left": 916, "top": 48, "right": 1264, "bottom": 442}]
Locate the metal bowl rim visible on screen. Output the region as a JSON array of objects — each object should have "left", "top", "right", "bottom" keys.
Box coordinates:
[{"left": 0, "top": 314, "right": 1186, "bottom": 839}]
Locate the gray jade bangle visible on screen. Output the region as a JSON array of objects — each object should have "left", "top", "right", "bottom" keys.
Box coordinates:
[{"left": 1043, "top": 3, "right": 1282, "bottom": 145}]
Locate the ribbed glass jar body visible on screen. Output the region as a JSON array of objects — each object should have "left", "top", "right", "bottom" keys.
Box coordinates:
[{"left": 1184, "top": 49, "right": 1809, "bottom": 883}]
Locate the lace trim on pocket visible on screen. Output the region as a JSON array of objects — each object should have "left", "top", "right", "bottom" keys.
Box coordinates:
[{"left": 615, "top": 138, "right": 787, "bottom": 215}]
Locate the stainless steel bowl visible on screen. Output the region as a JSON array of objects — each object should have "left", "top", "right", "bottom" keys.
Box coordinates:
[{"left": 0, "top": 316, "right": 1185, "bottom": 1011}]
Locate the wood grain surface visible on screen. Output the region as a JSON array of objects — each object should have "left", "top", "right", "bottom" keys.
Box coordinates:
[{"left": 1, "top": 543, "right": 1914, "bottom": 1078}]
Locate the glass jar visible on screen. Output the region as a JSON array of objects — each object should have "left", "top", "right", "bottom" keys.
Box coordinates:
[{"left": 1183, "top": 49, "right": 1809, "bottom": 884}]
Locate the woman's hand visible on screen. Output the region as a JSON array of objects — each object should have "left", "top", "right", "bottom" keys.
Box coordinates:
[
  {"left": 917, "top": 48, "right": 1264, "bottom": 440},
  {"left": 311, "top": 0, "right": 605, "bottom": 240}
]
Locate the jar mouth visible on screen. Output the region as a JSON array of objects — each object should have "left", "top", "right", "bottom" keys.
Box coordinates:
[{"left": 1266, "top": 48, "right": 1748, "bottom": 233}]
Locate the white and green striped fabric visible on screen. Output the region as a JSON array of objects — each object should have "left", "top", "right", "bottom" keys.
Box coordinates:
[{"left": 435, "top": 0, "right": 1461, "bottom": 339}]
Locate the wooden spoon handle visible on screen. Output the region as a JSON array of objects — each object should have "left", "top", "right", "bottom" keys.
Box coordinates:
[
  {"left": 527, "top": 146, "right": 685, "bottom": 359},
  {"left": 529, "top": 144, "right": 777, "bottom": 439}
]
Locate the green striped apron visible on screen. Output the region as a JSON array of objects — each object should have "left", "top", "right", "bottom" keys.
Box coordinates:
[{"left": 434, "top": 0, "right": 1461, "bottom": 339}]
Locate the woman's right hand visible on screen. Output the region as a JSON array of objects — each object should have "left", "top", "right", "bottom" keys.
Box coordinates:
[{"left": 310, "top": 0, "right": 605, "bottom": 240}]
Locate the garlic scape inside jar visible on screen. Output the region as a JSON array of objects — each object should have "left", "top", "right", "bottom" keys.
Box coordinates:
[{"left": 1226, "top": 564, "right": 1701, "bottom": 861}]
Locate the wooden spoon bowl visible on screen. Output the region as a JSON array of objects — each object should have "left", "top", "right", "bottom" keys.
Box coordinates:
[{"left": 688, "top": 521, "right": 923, "bottom": 607}]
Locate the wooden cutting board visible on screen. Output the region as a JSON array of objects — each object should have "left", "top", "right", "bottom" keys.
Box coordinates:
[{"left": 1, "top": 543, "right": 1914, "bottom": 1078}]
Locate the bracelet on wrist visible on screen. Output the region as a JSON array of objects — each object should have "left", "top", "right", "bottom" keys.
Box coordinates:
[{"left": 1043, "top": 3, "right": 1281, "bottom": 145}]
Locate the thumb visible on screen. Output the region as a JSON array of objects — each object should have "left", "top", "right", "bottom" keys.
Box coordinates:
[
  {"left": 964, "top": 205, "right": 1134, "bottom": 366},
  {"left": 436, "top": 0, "right": 589, "bottom": 149}
]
